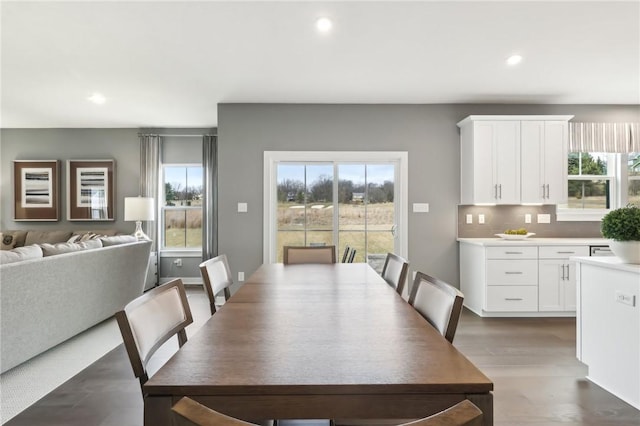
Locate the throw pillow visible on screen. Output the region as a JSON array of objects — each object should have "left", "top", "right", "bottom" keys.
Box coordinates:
[
  {"left": 100, "top": 235, "right": 138, "bottom": 246},
  {"left": 1, "top": 230, "right": 28, "bottom": 249},
  {"left": 0, "top": 245, "right": 44, "bottom": 264},
  {"left": 40, "top": 240, "right": 104, "bottom": 256},
  {"left": 24, "top": 230, "right": 73, "bottom": 246}
]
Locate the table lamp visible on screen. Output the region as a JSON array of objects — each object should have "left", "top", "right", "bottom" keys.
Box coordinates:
[{"left": 124, "top": 196, "right": 155, "bottom": 241}]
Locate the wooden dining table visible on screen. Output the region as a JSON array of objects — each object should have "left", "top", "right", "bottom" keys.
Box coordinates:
[{"left": 143, "top": 263, "right": 494, "bottom": 425}]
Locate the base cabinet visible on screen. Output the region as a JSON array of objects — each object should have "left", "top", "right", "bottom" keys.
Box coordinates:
[{"left": 460, "top": 242, "right": 590, "bottom": 317}]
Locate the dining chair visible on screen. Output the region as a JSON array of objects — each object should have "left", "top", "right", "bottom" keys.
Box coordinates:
[
  {"left": 172, "top": 397, "right": 482, "bottom": 426},
  {"left": 115, "top": 278, "right": 193, "bottom": 392},
  {"left": 381, "top": 252, "right": 409, "bottom": 296},
  {"left": 347, "top": 248, "right": 356, "bottom": 263},
  {"left": 341, "top": 246, "right": 351, "bottom": 263},
  {"left": 283, "top": 245, "right": 336, "bottom": 264},
  {"left": 199, "top": 254, "right": 234, "bottom": 315},
  {"left": 408, "top": 271, "right": 464, "bottom": 344}
]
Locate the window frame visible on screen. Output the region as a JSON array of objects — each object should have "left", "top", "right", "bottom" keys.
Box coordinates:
[
  {"left": 557, "top": 152, "right": 631, "bottom": 222},
  {"left": 160, "top": 163, "right": 203, "bottom": 254}
]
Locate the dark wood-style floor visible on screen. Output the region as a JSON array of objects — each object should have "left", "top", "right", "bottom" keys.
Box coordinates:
[{"left": 6, "top": 300, "right": 640, "bottom": 426}]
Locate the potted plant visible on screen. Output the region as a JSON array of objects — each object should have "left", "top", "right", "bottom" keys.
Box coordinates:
[{"left": 601, "top": 204, "right": 640, "bottom": 263}]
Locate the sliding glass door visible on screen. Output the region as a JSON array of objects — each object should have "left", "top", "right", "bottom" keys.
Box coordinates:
[{"left": 265, "top": 152, "right": 407, "bottom": 269}]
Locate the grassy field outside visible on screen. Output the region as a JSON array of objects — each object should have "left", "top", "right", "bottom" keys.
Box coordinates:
[{"left": 276, "top": 202, "right": 395, "bottom": 262}]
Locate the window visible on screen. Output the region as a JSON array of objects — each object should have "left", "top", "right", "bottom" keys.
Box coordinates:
[
  {"left": 264, "top": 151, "right": 408, "bottom": 266},
  {"left": 162, "top": 165, "right": 203, "bottom": 249},
  {"left": 557, "top": 152, "right": 638, "bottom": 221}
]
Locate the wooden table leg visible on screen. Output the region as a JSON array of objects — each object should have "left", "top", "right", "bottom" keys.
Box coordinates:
[
  {"left": 144, "top": 395, "right": 173, "bottom": 426},
  {"left": 466, "top": 392, "right": 493, "bottom": 426}
]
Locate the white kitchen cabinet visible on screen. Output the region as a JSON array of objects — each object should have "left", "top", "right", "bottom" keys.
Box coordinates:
[
  {"left": 458, "top": 115, "right": 573, "bottom": 205},
  {"left": 538, "top": 246, "right": 588, "bottom": 311},
  {"left": 459, "top": 239, "right": 601, "bottom": 317},
  {"left": 459, "top": 119, "right": 520, "bottom": 204},
  {"left": 521, "top": 121, "right": 569, "bottom": 204}
]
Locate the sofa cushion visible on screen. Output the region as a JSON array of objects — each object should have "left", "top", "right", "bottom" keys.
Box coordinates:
[
  {"left": 0, "top": 245, "right": 44, "bottom": 264},
  {"left": 40, "top": 240, "right": 104, "bottom": 256},
  {"left": 24, "top": 231, "right": 73, "bottom": 246},
  {"left": 100, "top": 235, "right": 137, "bottom": 246},
  {"left": 1, "top": 230, "right": 28, "bottom": 250}
]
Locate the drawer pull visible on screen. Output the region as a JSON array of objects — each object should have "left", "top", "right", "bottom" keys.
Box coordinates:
[
  {"left": 557, "top": 251, "right": 575, "bottom": 254},
  {"left": 504, "top": 271, "right": 523, "bottom": 275},
  {"left": 504, "top": 251, "right": 524, "bottom": 254},
  {"left": 505, "top": 298, "right": 524, "bottom": 301}
]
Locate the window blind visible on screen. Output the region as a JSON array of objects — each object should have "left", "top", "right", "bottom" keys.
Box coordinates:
[{"left": 569, "top": 122, "right": 640, "bottom": 153}]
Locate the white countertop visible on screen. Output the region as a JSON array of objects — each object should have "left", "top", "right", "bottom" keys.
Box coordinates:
[
  {"left": 457, "top": 237, "right": 609, "bottom": 246},
  {"left": 570, "top": 255, "right": 640, "bottom": 274}
]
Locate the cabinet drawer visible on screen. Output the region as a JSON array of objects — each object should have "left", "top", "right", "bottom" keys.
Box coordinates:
[
  {"left": 539, "top": 245, "right": 589, "bottom": 259},
  {"left": 487, "top": 259, "right": 538, "bottom": 285},
  {"left": 486, "top": 286, "right": 538, "bottom": 312},
  {"left": 486, "top": 246, "right": 537, "bottom": 259}
]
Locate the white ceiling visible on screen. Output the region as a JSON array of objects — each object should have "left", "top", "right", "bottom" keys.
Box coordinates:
[{"left": 1, "top": 1, "right": 639, "bottom": 128}]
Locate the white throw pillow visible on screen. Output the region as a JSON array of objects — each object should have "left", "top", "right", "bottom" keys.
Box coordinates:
[{"left": 0, "top": 245, "right": 44, "bottom": 264}]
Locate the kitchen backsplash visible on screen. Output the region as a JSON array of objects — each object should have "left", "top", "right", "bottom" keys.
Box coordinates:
[{"left": 457, "top": 205, "right": 602, "bottom": 238}]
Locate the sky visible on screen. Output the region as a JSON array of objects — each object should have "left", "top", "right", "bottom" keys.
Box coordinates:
[
  {"left": 277, "top": 163, "right": 395, "bottom": 186},
  {"left": 164, "top": 166, "right": 203, "bottom": 189}
]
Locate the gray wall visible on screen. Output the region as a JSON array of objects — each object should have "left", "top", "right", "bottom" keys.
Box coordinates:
[
  {"left": 0, "top": 128, "right": 140, "bottom": 233},
  {"left": 217, "top": 104, "right": 640, "bottom": 288}
]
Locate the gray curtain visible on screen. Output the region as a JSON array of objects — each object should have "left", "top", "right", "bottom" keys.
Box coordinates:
[
  {"left": 569, "top": 122, "right": 639, "bottom": 153},
  {"left": 139, "top": 133, "right": 162, "bottom": 252},
  {"left": 202, "top": 134, "right": 218, "bottom": 261}
]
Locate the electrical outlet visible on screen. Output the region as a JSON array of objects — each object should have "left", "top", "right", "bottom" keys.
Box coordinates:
[
  {"left": 238, "top": 271, "right": 245, "bottom": 282},
  {"left": 173, "top": 258, "right": 182, "bottom": 267},
  {"left": 237, "top": 202, "right": 248, "bottom": 213},
  {"left": 525, "top": 214, "right": 532, "bottom": 224},
  {"left": 537, "top": 214, "right": 551, "bottom": 224},
  {"left": 466, "top": 214, "right": 473, "bottom": 224},
  {"left": 478, "top": 214, "right": 485, "bottom": 224},
  {"left": 413, "top": 203, "right": 429, "bottom": 213}
]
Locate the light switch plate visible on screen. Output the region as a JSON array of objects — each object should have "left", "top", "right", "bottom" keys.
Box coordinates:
[
  {"left": 237, "top": 202, "right": 248, "bottom": 213},
  {"left": 615, "top": 291, "right": 636, "bottom": 306},
  {"left": 537, "top": 214, "right": 551, "bottom": 224},
  {"left": 413, "top": 203, "right": 429, "bottom": 213},
  {"left": 238, "top": 272, "right": 245, "bottom": 282},
  {"left": 466, "top": 214, "right": 473, "bottom": 224}
]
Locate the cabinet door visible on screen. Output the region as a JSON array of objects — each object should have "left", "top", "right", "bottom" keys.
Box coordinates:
[
  {"left": 542, "top": 121, "right": 568, "bottom": 204},
  {"left": 521, "top": 121, "right": 545, "bottom": 203},
  {"left": 539, "top": 259, "right": 564, "bottom": 311},
  {"left": 471, "top": 122, "right": 497, "bottom": 203},
  {"left": 494, "top": 121, "right": 521, "bottom": 204}
]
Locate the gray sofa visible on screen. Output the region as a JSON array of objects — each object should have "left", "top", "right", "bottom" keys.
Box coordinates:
[{"left": 0, "top": 240, "right": 152, "bottom": 373}]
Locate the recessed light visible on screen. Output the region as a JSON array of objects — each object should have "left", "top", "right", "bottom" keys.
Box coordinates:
[
  {"left": 316, "top": 17, "right": 333, "bottom": 33},
  {"left": 506, "top": 55, "right": 523, "bottom": 66},
  {"left": 88, "top": 93, "right": 106, "bottom": 104}
]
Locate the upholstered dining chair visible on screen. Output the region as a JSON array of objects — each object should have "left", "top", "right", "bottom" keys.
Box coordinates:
[
  {"left": 199, "top": 254, "right": 234, "bottom": 316},
  {"left": 115, "top": 278, "right": 193, "bottom": 392},
  {"left": 172, "top": 397, "right": 483, "bottom": 426},
  {"left": 283, "top": 245, "right": 336, "bottom": 265},
  {"left": 408, "top": 272, "right": 464, "bottom": 344},
  {"left": 381, "top": 252, "right": 409, "bottom": 296}
]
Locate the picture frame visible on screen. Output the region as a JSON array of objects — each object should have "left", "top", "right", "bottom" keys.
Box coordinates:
[
  {"left": 13, "top": 160, "right": 60, "bottom": 221},
  {"left": 67, "top": 159, "right": 116, "bottom": 221}
]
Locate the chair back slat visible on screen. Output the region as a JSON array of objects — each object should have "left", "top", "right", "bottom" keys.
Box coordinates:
[
  {"left": 409, "top": 272, "right": 464, "bottom": 343},
  {"left": 381, "top": 252, "right": 409, "bottom": 295},
  {"left": 283, "top": 245, "right": 336, "bottom": 264},
  {"left": 116, "top": 279, "right": 193, "bottom": 388},
  {"left": 199, "top": 254, "right": 234, "bottom": 315}
]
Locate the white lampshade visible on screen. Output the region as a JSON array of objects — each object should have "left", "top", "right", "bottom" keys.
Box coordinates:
[{"left": 124, "top": 197, "right": 155, "bottom": 221}]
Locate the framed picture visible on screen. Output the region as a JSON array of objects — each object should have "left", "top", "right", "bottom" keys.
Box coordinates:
[
  {"left": 13, "top": 160, "right": 60, "bottom": 221},
  {"left": 67, "top": 159, "right": 116, "bottom": 221}
]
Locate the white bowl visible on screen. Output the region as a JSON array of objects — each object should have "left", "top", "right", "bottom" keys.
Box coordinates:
[{"left": 495, "top": 233, "right": 536, "bottom": 240}]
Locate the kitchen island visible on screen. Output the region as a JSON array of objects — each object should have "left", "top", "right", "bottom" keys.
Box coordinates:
[{"left": 573, "top": 256, "right": 640, "bottom": 410}]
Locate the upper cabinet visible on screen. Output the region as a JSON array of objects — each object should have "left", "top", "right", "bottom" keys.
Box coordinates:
[{"left": 458, "top": 115, "right": 573, "bottom": 205}]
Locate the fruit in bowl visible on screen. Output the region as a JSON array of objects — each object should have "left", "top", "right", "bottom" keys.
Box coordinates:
[{"left": 504, "top": 228, "right": 528, "bottom": 235}]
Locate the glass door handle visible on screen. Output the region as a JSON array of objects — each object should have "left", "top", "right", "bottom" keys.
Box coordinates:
[{"left": 391, "top": 224, "right": 397, "bottom": 237}]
